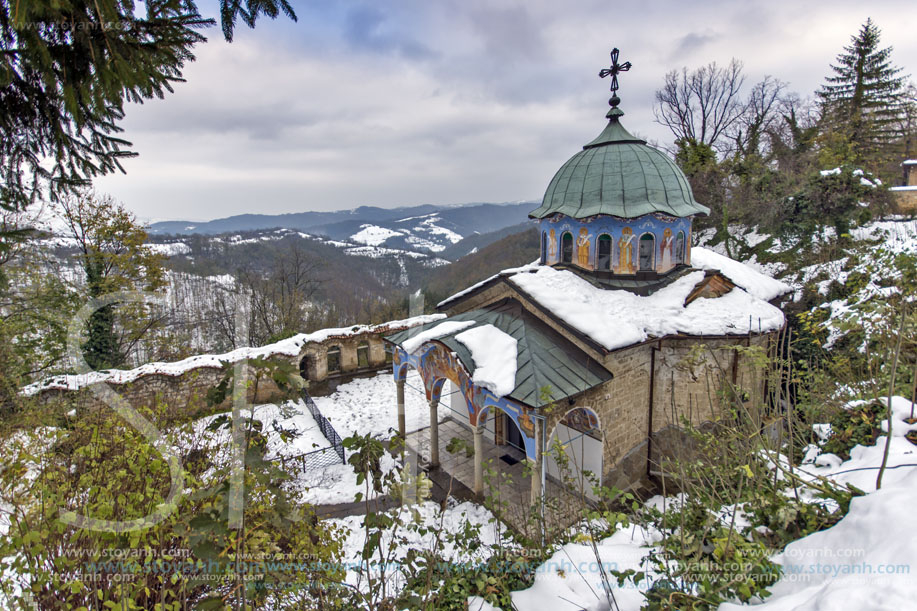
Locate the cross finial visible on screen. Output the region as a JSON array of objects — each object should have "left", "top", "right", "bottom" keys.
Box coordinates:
[{"left": 599, "top": 48, "right": 631, "bottom": 108}]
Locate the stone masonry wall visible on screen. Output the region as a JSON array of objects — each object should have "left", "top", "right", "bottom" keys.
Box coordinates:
[
  {"left": 542, "top": 334, "right": 773, "bottom": 492},
  {"left": 32, "top": 329, "right": 400, "bottom": 415}
]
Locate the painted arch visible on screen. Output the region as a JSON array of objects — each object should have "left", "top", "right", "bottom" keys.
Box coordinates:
[{"left": 392, "top": 342, "right": 538, "bottom": 460}]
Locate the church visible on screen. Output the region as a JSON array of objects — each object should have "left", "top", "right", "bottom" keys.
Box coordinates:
[{"left": 385, "top": 50, "right": 787, "bottom": 504}]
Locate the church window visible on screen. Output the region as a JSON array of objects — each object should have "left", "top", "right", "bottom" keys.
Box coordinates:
[
  {"left": 561, "top": 232, "right": 573, "bottom": 264},
  {"left": 639, "top": 233, "right": 655, "bottom": 271},
  {"left": 675, "top": 231, "right": 685, "bottom": 264},
  {"left": 596, "top": 234, "right": 612, "bottom": 270}
]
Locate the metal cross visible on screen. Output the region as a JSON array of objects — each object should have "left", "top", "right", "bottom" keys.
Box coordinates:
[{"left": 599, "top": 48, "right": 631, "bottom": 95}]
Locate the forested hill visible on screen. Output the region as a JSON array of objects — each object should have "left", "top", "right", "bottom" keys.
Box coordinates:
[
  {"left": 148, "top": 201, "right": 535, "bottom": 251},
  {"left": 421, "top": 226, "right": 540, "bottom": 307}
]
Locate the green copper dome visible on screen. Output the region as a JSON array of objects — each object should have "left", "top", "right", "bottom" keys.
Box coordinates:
[{"left": 529, "top": 107, "right": 710, "bottom": 220}]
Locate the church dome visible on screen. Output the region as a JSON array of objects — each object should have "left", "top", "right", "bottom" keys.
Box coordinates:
[{"left": 529, "top": 107, "right": 710, "bottom": 220}]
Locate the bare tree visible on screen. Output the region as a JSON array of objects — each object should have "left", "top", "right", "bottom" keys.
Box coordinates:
[
  {"left": 654, "top": 59, "right": 746, "bottom": 152},
  {"left": 240, "top": 243, "right": 324, "bottom": 345},
  {"left": 733, "top": 76, "right": 787, "bottom": 158}
]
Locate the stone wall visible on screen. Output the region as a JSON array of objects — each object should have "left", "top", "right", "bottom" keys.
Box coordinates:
[
  {"left": 540, "top": 334, "right": 773, "bottom": 492},
  {"left": 892, "top": 188, "right": 917, "bottom": 213},
  {"left": 31, "top": 325, "right": 410, "bottom": 415}
]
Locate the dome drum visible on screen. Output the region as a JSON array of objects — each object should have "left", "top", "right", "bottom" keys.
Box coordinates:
[{"left": 539, "top": 213, "right": 691, "bottom": 277}]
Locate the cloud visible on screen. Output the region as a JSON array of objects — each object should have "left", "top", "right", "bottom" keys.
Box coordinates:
[
  {"left": 90, "top": 1, "right": 917, "bottom": 222},
  {"left": 670, "top": 30, "right": 720, "bottom": 60},
  {"left": 343, "top": 5, "right": 435, "bottom": 60}
]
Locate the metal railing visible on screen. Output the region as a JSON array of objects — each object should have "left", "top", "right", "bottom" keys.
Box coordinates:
[{"left": 273, "top": 390, "right": 345, "bottom": 473}]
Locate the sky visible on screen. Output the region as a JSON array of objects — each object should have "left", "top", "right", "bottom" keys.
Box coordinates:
[{"left": 93, "top": 0, "right": 917, "bottom": 223}]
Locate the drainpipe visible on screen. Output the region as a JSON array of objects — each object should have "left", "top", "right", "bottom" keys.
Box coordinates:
[{"left": 647, "top": 343, "right": 659, "bottom": 479}]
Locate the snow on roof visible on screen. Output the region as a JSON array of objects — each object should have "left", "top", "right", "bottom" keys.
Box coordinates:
[
  {"left": 454, "top": 324, "right": 518, "bottom": 397},
  {"left": 401, "top": 320, "right": 476, "bottom": 353},
  {"left": 691, "top": 247, "right": 790, "bottom": 301},
  {"left": 890, "top": 185, "right": 917, "bottom": 191},
  {"left": 436, "top": 261, "right": 541, "bottom": 309},
  {"left": 902, "top": 159, "right": 917, "bottom": 165},
  {"left": 508, "top": 266, "right": 783, "bottom": 351},
  {"left": 22, "top": 313, "right": 445, "bottom": 396}
]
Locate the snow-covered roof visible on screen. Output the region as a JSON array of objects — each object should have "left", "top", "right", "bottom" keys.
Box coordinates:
[
  {"left": 436, "top": 261, "right": 540, "bottom": 309},
  {"left": 23, "top": 313, "right": 445, "bottom": 396},
  {"left": 453, "top": 324, "right": 518, "bottom": 397},
  {"left": 902, "top": 159, "right": 917, "bottom": 166},
  {"left": 438, "top": 247, "right": 788, "bottom": 352},
  {"left": 691, "top": 247, "right": 790, "bottom": 301}
]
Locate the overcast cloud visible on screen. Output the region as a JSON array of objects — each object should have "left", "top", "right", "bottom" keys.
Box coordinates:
[{"left": 92, "top": 0, "right": 917, "bottom": 222}]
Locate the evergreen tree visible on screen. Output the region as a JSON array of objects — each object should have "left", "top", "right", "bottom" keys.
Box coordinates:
[
  {"left": 58, "top": 190, "right": 166, "bottom": 370},
  {"left": 0, "top": 0, "right": 296, "bottom": 216},
  {"left": 817, "top": 19, "right": 908, "bottom": 169}
]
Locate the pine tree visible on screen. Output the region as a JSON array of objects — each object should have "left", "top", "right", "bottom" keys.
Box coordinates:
[
  {"left": 0, "top": 0, "right": 296, "bottom": 216},
  {"left": 817, "top": 19, "right": 908, "bottom": 168}
]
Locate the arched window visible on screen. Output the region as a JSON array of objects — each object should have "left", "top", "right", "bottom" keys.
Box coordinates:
[
  {"left": 357, "top": 341, "right": 369, "bottom": 368},
  {"left": 675, "top": 231, "right": 685, "bottom": 265},
  {"left": 541, "top": 231, "right": 548, "bottom": 264},
  {"left": 639, "top": 233, "right": 655, "bottom": 271},
  {"left": 561, "top": 232, "right": 573, "bottom": 264},
  {"left": 327, "top": 346, "right": 341, "bottom": 373},
  {"left": 299, "top": 355, "right": 311, "bottom": 380},
  {"left": 596, "top": 234, "right": 612, "bottom": 270}
]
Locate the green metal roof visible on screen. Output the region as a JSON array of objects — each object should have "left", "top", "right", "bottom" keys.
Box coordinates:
[
  {"left": 385, "top": 298, "right": 612, "bottom": 409},
  {"left": 529, "top": 107, "right": 710, "bottom": 220}
]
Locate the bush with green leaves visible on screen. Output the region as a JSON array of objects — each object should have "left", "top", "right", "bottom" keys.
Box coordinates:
[{"left": 0, "top": 358, "right": 343, "bottom": 610}]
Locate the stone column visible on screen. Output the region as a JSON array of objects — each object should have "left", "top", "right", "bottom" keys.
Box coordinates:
[
  {"left": 429, "top": 399, "right": 440, "bottom": 468},
  {"left": 396, "top": 379, "right": 406, "bottom": 439},
  {"left": 530, "top": 417, "right": 543, "bottom": 505},
  {"left": 473, "top": 424, "right": 484, "bottom": 497}
]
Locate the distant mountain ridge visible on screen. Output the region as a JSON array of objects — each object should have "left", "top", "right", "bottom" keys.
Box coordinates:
[{"left": 148, "top": 201, "right": 535, "bottom": 238}]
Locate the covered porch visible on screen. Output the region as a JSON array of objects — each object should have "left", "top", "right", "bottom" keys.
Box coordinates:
[
  {"left": 405, "top": 416, "right": 592, "bottom": 538},
  {"left": 384, "top": 299, "right": 614, "bottom": 537}
]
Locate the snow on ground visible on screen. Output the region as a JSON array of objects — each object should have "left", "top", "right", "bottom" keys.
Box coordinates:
[
  {"left": 718, "top": 396, "right": 917, "bottom": 611},
  {"left": 296, "top": 454, "right": 399, "bottom": 505},
  {"left": 414, "top": 215, "right": 464, "bottom": 244},
  {"left": 22, "top": 314, "right": 444, "bottom": 395},
  {"left": 454, "top": 324, "right": 518, "bottom": 397},
  {"left": 146, "top": 242, "right": 191, "bottom": 256},
  {"left": 330, "top": 501, "right": 503, "bottom": 593},
  {"left": 312, "top": 370, "right": 432, "bottom": 439},
  {"left": 405, "top": 234, "right": 447, "bottom": 252},
  {"left": 192, "top": 400, "right": 331, "bottom": 461},
  {"left": 351, "top": 225, "right": 404, "bottom": 246},
  {"left": 490, "top": 523, "right": 660, "bottom": 611}
]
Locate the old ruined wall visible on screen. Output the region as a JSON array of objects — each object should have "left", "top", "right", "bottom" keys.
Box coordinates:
[
  {"left": 893, "top": 189, "right": 917, "bottom": 213},
  {"left": 32, "top": 329, "right": 400, "bottom": 415},
  {"left": 301, "top": 335, "right": 389, "bottom": 382}
]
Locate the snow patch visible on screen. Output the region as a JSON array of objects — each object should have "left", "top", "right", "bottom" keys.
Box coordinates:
[
  {"left": 350, "top": 225, "right": 404, "bottom": 246},
  {"left": 454, "top": 324, "right": 518, "bottom": 397},
  {"left": 692, "top": 247, "right": 790, "bottom": 301},
  {"left": 402, "top": 320, "right": 477, "bottom": 354}
]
